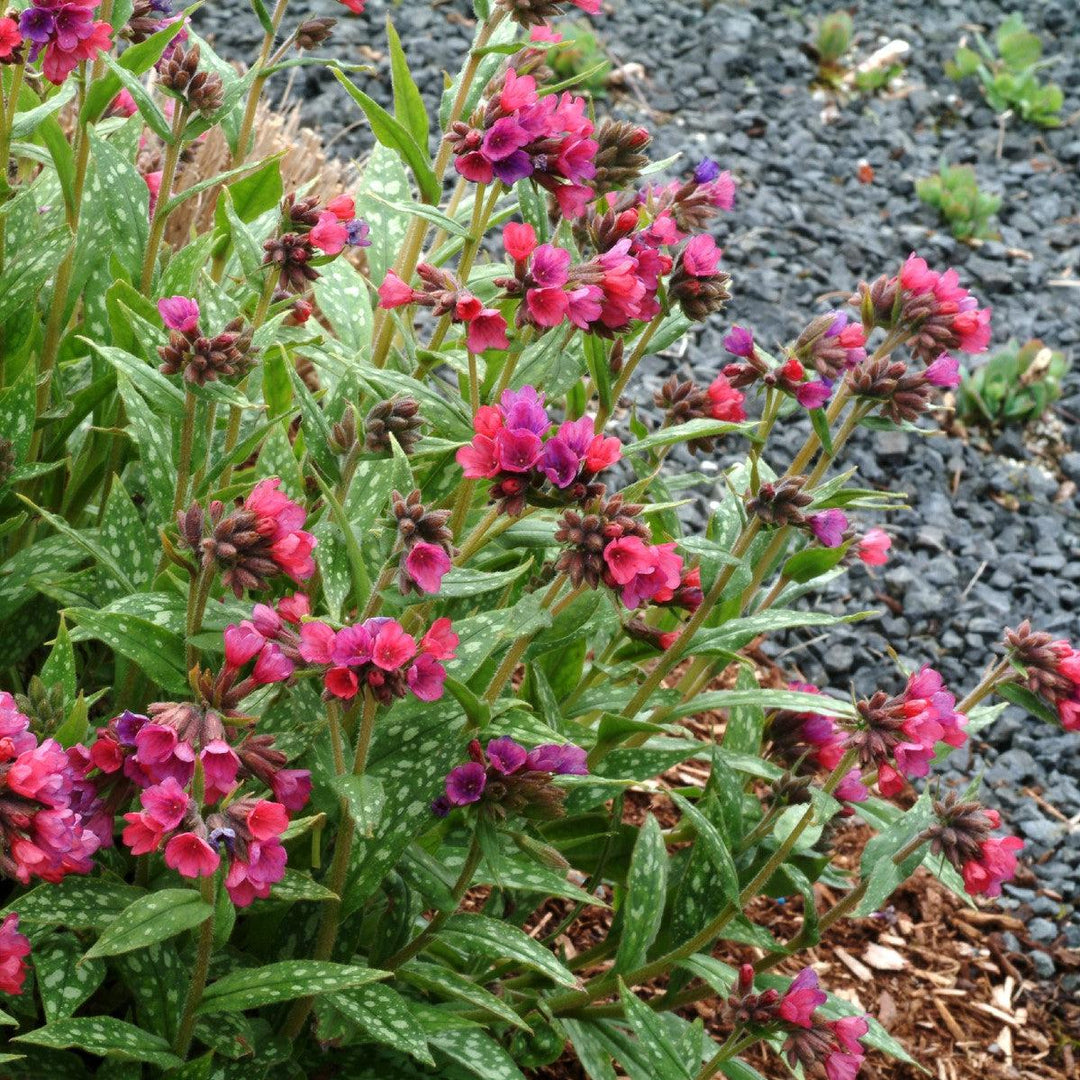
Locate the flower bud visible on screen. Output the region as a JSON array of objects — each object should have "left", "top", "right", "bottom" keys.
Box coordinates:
[{"left": 296, "top": 16, "right": 335, "bottom": 49}]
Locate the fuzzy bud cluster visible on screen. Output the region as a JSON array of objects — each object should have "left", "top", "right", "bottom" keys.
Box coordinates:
[
  {"left": 1004, "top": 621, "right": 1080, "bottom": 731},
  {"left": 158, "top": 44, "right": 224, "bottom": 115},
  {"left": 392, "top": 489, "right": 456, "bottom": 594}
]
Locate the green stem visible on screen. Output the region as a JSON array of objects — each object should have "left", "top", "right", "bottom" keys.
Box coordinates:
[
  {"left": 185, "top": 565, "right": 215, "bottom": 670},
  {"left": 172, "top": 389, "right": 199, "bottom": 518},
  {"left": 694, "top": 1032, "right": 758, "bottom": 1080},
  {"left": 140, "top": 104, "right": 189, "bottom": 293},
  {"left": 594, "top": 313, "right": 664, "bottom": 429},
  {"left": 173, "top": 867, "right": 217, "bottom": 1057},
  {"left": 383, "top": 832, "right": 483, "bottom": 969}
]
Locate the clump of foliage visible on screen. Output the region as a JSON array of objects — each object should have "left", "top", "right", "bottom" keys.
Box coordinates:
[
  {"left": 946, "top": 12, "right": 1064, "bottom": 126},
  {"left": 812, "top": 10, "right": 853, "bottom": 85},
  {"left": 0, "top": 0, "right": 1074, "bottom": 1078},
  {"left": 543, "top": 20, "right": 612, "bottom": 98},
  {"left": 915, "top": 164, "right": 1001, "bottom": 240},
  {"left": 805, "top": 10, "right": 905, "bottom": 96},
  {"left": 957, "top": 339, "right": 1070, "bottom": 429}
]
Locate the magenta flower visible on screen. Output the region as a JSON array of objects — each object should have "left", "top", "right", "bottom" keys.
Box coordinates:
[
  {"left": 724, "top": 325, "right": 754, "bottom": 357},
  {"left": 445, "top": 762, "right": 487, "bottom": 806},
  {"left": 309, "top": 212, "right": 349, "bottom": 255},
  {"left": 486, "top": 737, "right": 528, "bottom": 775},
  {"left": 539, "top": 437, "right": 581, "bottom": 488},
  {"left": 796, "top": 380, "right": 832, "bottom": 409},
  {"left": 369, "top": 620, "right": 417, "bottom": 671},
  {"left": 0, "top": 913, "right": 31, "bottom": 995},
  {"left": 525, "top": 743, "right": 588, "bottom": 775},
  {"left": 924, "top": 352, "right": 960, "bottom": 388},
  {"left": 405, "top": 542, "right": 452, "bottom": 594},
  {"left": 422, "top": 618, "right": 459, "bottom": 661},
  {"left": 253, "top": 644, "right": 293, "bottom": 685},
  {"left": 224, "top": 622, "right": 264, "bottom": 668},
  {"left": 456, "top": 434, "right": 501, "bottom": 479},
  {"left": 164, "top": 832, "right": 220, "bottom": 878},
  {"left": 856, "top": 528, "right": 890, "bottom": 566},
  {"left": 778, "top": 968, "right": 827, "bottom": 1029},
  {"left": 406, "top": 653, "right": 448, "bottom": 702},
  {"left": 466, "top": 309, "right": 510, "bottom": 353},
  {"left": 680, "top": 233, "right": 722, "bottom": 277},
  {"left": 962, "top": 833, "right": 1024, "bottom": 897},
  {"left": 809, "top": 509, "right": 848, "bottom": 548},
  {"left": 495, "top": 428, "right": 544, "bottom": 472},
  {"left": 377, "top": 271, "right": 417, "bottom": 309},
  {"left": 158, "top": 295, "right": 200, "bottom": 334},
  {"left": 139, "top": 777, "right": 189, "bottom": 832}
]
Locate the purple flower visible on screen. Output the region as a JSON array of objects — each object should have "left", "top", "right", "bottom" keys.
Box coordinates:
[
  {"left": 539, "top": 436, "right": 581, "bottom": 488},
  {"left": 115, "top": 711, "right": 148, "bottom": 747},
  {"left": 494, "top": 427, "right": 543, "bottom": 472},
  {"left": 346, "top": 219, "right": 371, "bottom": 247},
  {"left": 809, "top": 509, "right": 848, "bottom": 548},
  {"left": 825, "top": 310, "right": 849, "bottom": 337},
  {"left": 486, "top": 737, "right": 528, "bottom": 775},
  {"left": 407, "top": 654, "right": 448, "bottom": 702},
  {"left": 482, "top": 118, "right": 532, "bottom": 161},
  {"left": 924, "top": 352, "right": 960, "bottom": 388},
  {"left": 445, "top": 762, "right": 487, "bottom": 806},
  {"left": 431, "top": 794, "right": 451, "bottom": 818},
  {"left": 499, "top": 386, "right": 550, "bottom": 436},
  {"left": 526, "top": 743, "right": 588, "bottom": 776},
  {"left": 493, "top": 151, "right": 535, "bottom": 186},
  {"left": 19, "top": 6, "right": 56, "bottom": 45},
  {"left": 529, "top": 244, "right": 571, "bottom": 289},
  {"left": 796, "top": 380, "right": 831, "bottom": 410},
  {"left": 558, "top": 416, "right": 594, "bottom": 456},
  {"left": 694, "top": 158, "right": 721, "bottom": 184},
  {"left": 723, "top": 326, "right": 754, "bottom": 357}
]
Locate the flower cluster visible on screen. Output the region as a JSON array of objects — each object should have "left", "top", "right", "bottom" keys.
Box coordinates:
[
  {"left": 654, "top": 373, "right": 747, "bottom": 453},
  {"left": 299, "top": 616, "right": 458, "bottom": 704},
  {"left": 723, "top": 965, "right": 868, "bottom": 1080},
  {"left": 0, "top": 692, "right": 102, "bottom": 884},
  {"left": 178, "top": 478, "right": 317, "bottom": 596},
  {"left": 157, "top": 296, "right": 257, "bottom": 386},
  {"left": 923, "top": 794, "right": 1022, "bottom": 898},
  {"left": 437, "top": 736, "right": 587, "bottom": 819},
  {"left": 1004, "top": 621, "right": 1080, "bottom": 731},
  {"left": 449, "top": 68, "right": 597, "bottom": 217},
  {"left": 497, "top": 222, "right": 663, "bottom": 335},
  {"left": 18, "top": 0, "right": 112, "bottom": 84},
  {"left": 0, "top": 913, "right": 30, "bottom": 996},
  {"left": 457, "top": 386, "right": 620, "bottom": 515},
  {"left": 856, "top": 253, "right": 992, "bottom": 362},
  {"left": 378, "top": 263, "right": 509, "bottom": 354},
  {"left": 496, "top": 0, "right": 601, "bottom": 29},
  {"left": 849, "top": 667, "right": 967, "bottom": 796},
  {"left": 123, "top": 778, "right": 291, "bottom": 905},
  {"left": 263, "top": 194, "right": 369, "bottom": 291},
  {"left": 391, "top": 489, "right": 456, "bottom": 595},
  {"left": 667, "top": 233, "right": 732, "bottom": 322}
]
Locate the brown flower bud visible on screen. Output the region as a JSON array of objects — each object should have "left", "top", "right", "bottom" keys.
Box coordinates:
[
  {"left": 364, "top": 396, "right": 424, "bottom": 455},
  {"left": 296, "top": 16, "right": 336, "bottom": 50},
  {"left": 263, "top": 233, "right": 319, "bottom": 291},
  {"left": 591, "top": 119, "right": 652, "bottom": 196},
  {"left": 745, "top": 476, "right": 812, "bottom": 527}
]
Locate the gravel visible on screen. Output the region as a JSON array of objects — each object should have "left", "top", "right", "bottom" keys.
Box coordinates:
[{"left": 193, "top": 1, "right": 1080, "bottom": 943}]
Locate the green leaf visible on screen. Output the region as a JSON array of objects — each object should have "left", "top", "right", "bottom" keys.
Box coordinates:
[
  {"left": 101, "top": 476, "right": 154, "bottom": 588},
  {"left": 11, "top": 83, "right": 76, "bottom": 140},
  {"left": 40, "top": 616, "right": 77, "bottom": 706},
  {"left": 439, "top": 914, "right": 579, "bottom": 988},
  {"left": 220, "top": 155, "right": 283, "bottom": 222},
  {"left": 197, "top": 962, "right": 388, "bottom": 1014},
  {"left": 721, "top": 665, "right": 765, "bottom": 756},
  {"left": 670, "top": 793, "right": 740, "bottom": 907},
  {"left": 332, "top": 69, "right": 440, "bottom": 203},
  {"left": 624, "top": 419, "right": 755, "bottom": 456},
  {"left": 398, "top": 961, "right": 529, "bottom": 1030},
  {"left": 363, "top": 191, "right": 470, "bottom": 238},
  {"left": 326, "top": 983, "right": 433, "bottom": 1065},
  {"left": 3, "top": 878, "right": 141, "bottom": 930},
  {"left": 332, "top": 774, "right": 386, "bottom": 838},
  {"left": 66, "top": 607, "right": 188, "bottom": 695},
  {"left": 996, "top": 681, "right": 1061, "bottom": 727},
  {"left": 426, "top": 1025, "right": 527, "bottom": 1080},
  {"left": 617, "top": 981, "right": 695, "bottom": 1080},
  {"left": 0, "top": 365, "right": 36, "bottom": 467},
  {"left": 354, "top": 144, "right": 412, "bottom": 282},
  {"left": 270, "top": 868, "right": 339, "bottom": 903},
  {"left": 84, "top": 889, "right": 212, "bottom": 960},
  {"left": 781, "top": 543, "right": 849, "bottom": 584},
  {"left": 670, "top": 688, "right": 855, "bottom": 720},
  {"left": 615, "top": 814, "right": 668, "bottom": 973},
  {"left": 385, "top": 15, "right": 429, "bottom": 148},
  {"left": 31, "top": 934, "right": 106, "bottom": 1023},
  {"left": 14, "top": 1018, "right": 179, "bottom": 1069},
  {"left": 855, "top": 792, "right": 932, "bottom": 916},
  {"left": 436, "top": 562, "right": 533, "bottom": 597},
  {"left": 101, "top": 52, "right": 171, "bottom": 141},
  {"left": 112, "top": 941, "right": 184, "bottom": 1042}
]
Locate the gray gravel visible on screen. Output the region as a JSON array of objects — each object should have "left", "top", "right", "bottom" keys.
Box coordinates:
[{"left": 194, "top": 1, "right": 1080, "bottom": 954}]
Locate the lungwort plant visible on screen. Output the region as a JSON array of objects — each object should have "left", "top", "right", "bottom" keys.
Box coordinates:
[{"left": 0, "top": 1, "right": 1074, "bottom": 1078}]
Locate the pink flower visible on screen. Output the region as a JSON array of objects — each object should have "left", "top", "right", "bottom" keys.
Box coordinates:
[
  {"left": 407, "top": 654, "right": 448, "bottom": 701},
  {"left": 499, "top": 68, "right": 538, "bottom": 112},
  {"left": 466, "top": 309, "right": 510, "bottom": 352},
  {"left": 0, "top": 913, "right": 31, "bottom": 996},
  {"left": 474, "top": 405, "right": 503, "bottom": 438},
  {"left": 584, "top": 434, "right": 621, "bottom": 473},
  {"left": 834, "top": 769, "right": 870, "bottom": 803},
  {"left": 337, "top": 0, "right": 365, "bottom": 12},
  {"left": 680, "top": 234, "right": 722, "bottom": 277},
  {"left": 369, "top": 620, "right": 416, "bottom": 671},
  {"left": 276, "top": 593, "right": 310, "bottom": 623},
  {"left": 422, "top": 618, "right": 459, "bottom": 661},
  {"left": 953, "top": 305, "right": 992, "bottom": 353},
  {"left": 157, "top": 295, "right": 200, "bottom": 334},
  {"left": 325, "top": 194, "right": 355, "bottom": 221},
  {"left": 778, "top": 968, "right": 827, "bottom": 1029},
  {"left": 856, "top": 528, "right": 890, "bottom": 566},
  {"left": 456, "top": 434, "right": 501, "bottom": 479},
  {"left": 504, "top": 221, "right": 539, "bottom": 262},
  {"left": 201, "top": 740, "right": 240, "bottom": 803},
  {"left": 809, "top": 509, "right": 848, "bottom": 548},
  {"left": 900, "top": 253, "right": 937, "bottom": 294},
  {"left": 310, "top": 211, "right": 349, "bottom": 255},
  {"left": 299, "top": 621, "right": 337, "bottom": 665},
  {"left": 707, "top": 374, "right": 746, "bottom": 421},
  {"left": 164, "top": 832, "right": 220, "bottom": 878},
  {"left": 527, "top": 287, "right": 570, "bottom": 327},
  {"left": 121, "top": 812, "right": 162, "bottom": 854},
  {"left": 487, "top": 737, "right": 528, "bottom": 775},
  {"left": 529, "top": 23, "right": 562, "bottom": 43},
  {"left": 253, "top": 643, "right": 293, "bottom": 685},
  {"left": 325, "top": 667, "right": 360, "bottom": 700},
  {"left": 495, "top": 428, "right": 544, "bottom": 472},
  {"left": 925, "top": 352, "right": 960, "bottom": 388},
  {"left": 796, "top": 380, "right": 832, "bottom": 410},
  {"left": 620, "top": 542, "right": 683, "bottom": 609},
  {"left": 0, "top": 17, "right": 21, "bottom": 62},
  {"left": 224, "top": 622, "right": 264, "bottom": 668},
  {"left": 244, "top": 478, "right": 316, "bottom": 582},
  {"left": 405, "top": 542, "right": 452, "bottom": 594},
  {"left": 271, "top": 769, "right": 312, "bottom": 811},
  {"left": 378, "top": 271, "right": 417, "bottom": 309},
  {"left": 246, "top": 800, "right": 289, "bottom": 841},
  {"left": 140, "top": 777, "right": 189, "bottom": 832},
  {"left": 602, "top": 536, "right": 656, "bottom": 586},
  {"left": 962, "top": 835, "right": 1024, "bottom": 897}
]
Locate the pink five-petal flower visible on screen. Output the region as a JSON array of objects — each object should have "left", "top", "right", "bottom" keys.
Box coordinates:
[
  {"left": 809, "top": 509, "right": 848, "bottom": 548},
  {"left": 778, "top": 968, "right": 827, "bottom": 1028},
  {"left": 473, "top": 405, "right": 503, "bottom": 438},
  {"left": 158, "top": 295, "right": 200, "bottom": 333},
  {"left": 164, "top": 832, "right": 220, "bottom": 878},
  {"left": 309, "top": 211, "right": 349, "bottom": 255},
  {"left": 456, "top": 434, "right": 501, "bottom": 479},
  {"left": 526, "top": 286, "right": 570, "bottom": 327},
  {"left": 253, "top": 643, "right": 294, "bottom": 685},
  {"left": 325, "top": 194, "right": 355, "bottom": 221},
  {"left": 796, "top": 380, "right": 832, "bottom": 410},
  {"left": 421, "top": 618, "right": 458, "bottom": 661},
  {"left": 122, "top": 812, "right": 164, "bottom": 856},
  {"left": 277, "top": 593, "right": 310, "bottom": 623},
  {"left": 377, "top": 271, "right": 417, "bottom": 309},
  {"left": 857, "top": 528, "right": 891, "bottom": 566},
  {"left": 140, "top": 776, "right": 189, "bottom": 831},
  {"left": 224, "top": 622, "right": 264, "bottom": 668},
  {"left": 681, "top": 233, "right": 722, "bottom": 277},
  {"left": 924, "top": 352, "right": 960, "bottom": 388},
  {"left": 504, "top": 221, "right": 538, "bottom": 261},
  {"left": 499, "top": 68, "right": 538, "bottom": 112},
  {"left": 466, "top": 309, "right": 510, "bottom": 353},
  {"left": 603, "top": 536, "right": 655, "bottom": 586},
  {"left": 405, "top": 542, "right": 452, "bottom": 594},
  {"left": 530, "top": 243, "right": 572, "bottom": 288},
  {"left": 369, "top": 620, "right": 416, "bottom": 671},
  {"left": 495, "top": 427, "right": 543, "bottom": 472}
]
